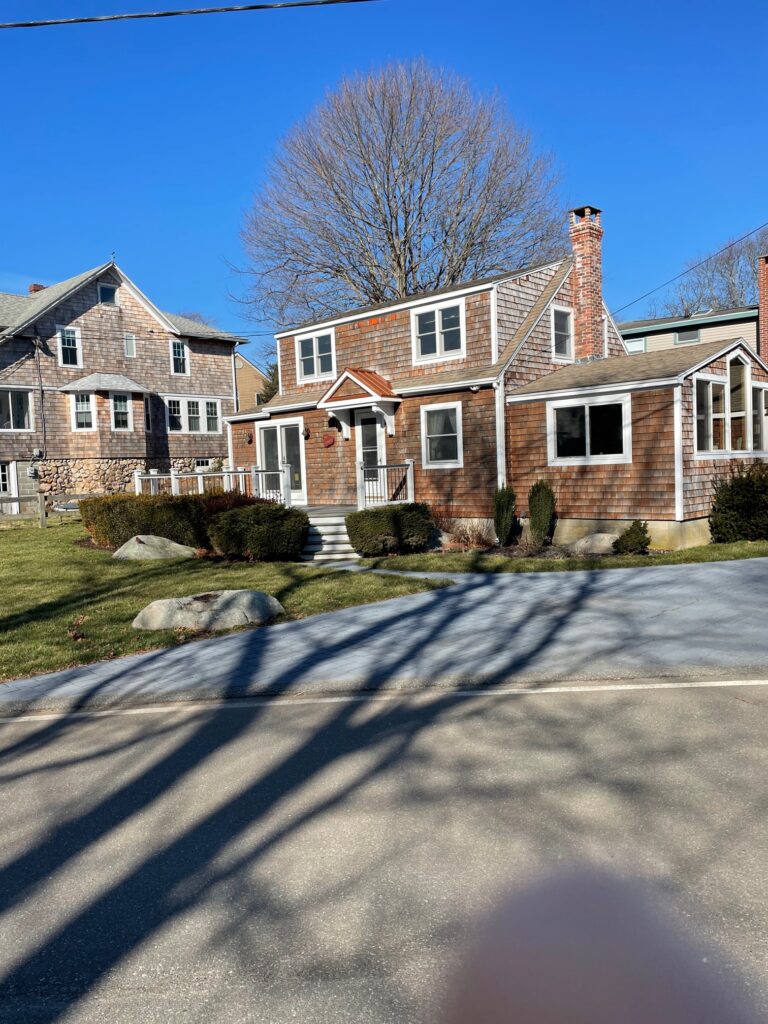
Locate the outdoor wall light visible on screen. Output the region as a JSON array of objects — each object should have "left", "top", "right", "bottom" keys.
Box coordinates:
[{"left": 303, "top": 426, "right": 311, "bottom": 440}]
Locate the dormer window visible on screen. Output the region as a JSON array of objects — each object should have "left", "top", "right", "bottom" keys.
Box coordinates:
[
  {"left": 412, "top": 300, "right": 465, "bottom": 363},
  {"left": 98, "top": 283, "right": 117, "bottom": 305},
  {"left": 296, "top": 331, "right": 335, "bottom": 382},
  {"left": 551, "top": 306, "right": 573, "bottom": 361}
]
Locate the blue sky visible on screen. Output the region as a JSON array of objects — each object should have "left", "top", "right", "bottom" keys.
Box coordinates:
[{"left": 1, "top": 0, "right": 766, "bottom": 364}]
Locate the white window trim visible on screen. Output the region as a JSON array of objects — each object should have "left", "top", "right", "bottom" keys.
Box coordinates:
[
  {"left": 0, "top": 461, "right": 19, "bottom": 515},
  {"left": 675, "top": 328, "right": 700, "bottom": 345},
  {"left": 0, "top": 388, "right": 34, "bottom": 432},
  {"left": 410, "top": 297, "right": 467, "bottom": 366},
  {"left": 109, "top": 392, "right": 134, "bottom": 432},
  {"left": 161, "top": 395, "right": 223, "bottom": 435},
  {"left": 546, "top": 393, "right": 633, "bottom": 466},
  {"left": 294, "top": 328, "right": 336, "bottom": 384},
  {"left": 70, "top": 393, "right": 97, "bottom": 432},
  {"left": 124, "top": 332, "right": 137, "bottom": 358},
  {"left": 97, "top": 282, "right": 119, "bottom": 306},
  {"left": 693, "top": 356, "right": 758, "bottom": 458},
  {"left": 420, "top": 400, "right": 464, "bottom": 469},
  {"left": 625, "top": 337, "right": 647, "bottom": 355},
  {"left": 254, "top": 417, "right": 307, "bottom": 504},
  {"left": 169, "top": 338, "right": 190, "bottom": 376},
  {"left": 56, "top": 324, "right": 83, "bottom": 369},
  {"left": 551, "top": 304, "right": 575, "bottom": 363}
]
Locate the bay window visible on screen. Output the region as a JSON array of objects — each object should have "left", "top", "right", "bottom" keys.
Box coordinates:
[{"left": 548, "top": 395, "right": 631, "bottom": 465}]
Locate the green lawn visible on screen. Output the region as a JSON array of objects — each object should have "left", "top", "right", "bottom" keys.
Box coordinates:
[
  {"left": 0, "top": 523, "right": 443, "bottom": 682},
  {"left": 361, "top": 540, "right": 768, "bottom": 574}
]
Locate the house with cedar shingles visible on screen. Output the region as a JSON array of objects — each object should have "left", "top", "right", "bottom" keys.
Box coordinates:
[
  {"left": 228, "top": 207, "right": 768, "bottom": 550},
  {"left": 0, "top": 261, "right": 243, "bottom": 512}
]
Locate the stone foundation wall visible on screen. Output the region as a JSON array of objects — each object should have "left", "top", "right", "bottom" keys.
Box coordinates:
[{"left": 37, "top": 456, "right": 225, "bottom": 496}]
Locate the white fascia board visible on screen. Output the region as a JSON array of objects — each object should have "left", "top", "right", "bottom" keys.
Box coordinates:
[
  {"left": 679, "top": 338, "right": 768, "bottom": 379},
  {"left": 114, "top": 269, "right": 181, "bottom": 335},
  {"left": 603, "top": 300, "right": 629, "bottom": 354},
  {"left": 398, "top": 377, "right": 496, "bottom": 396},
  {"left": 320, "top": 395, "right": 402, "bottom": 410},
  {"left": 224, "top": 410, "right": 271, "bottom": 423},
  {"left": 506, "top": 376, "right": 678, "bottom": 404},
  {"left": 272, "top": 262, "right": 567, "bottom": 341}
]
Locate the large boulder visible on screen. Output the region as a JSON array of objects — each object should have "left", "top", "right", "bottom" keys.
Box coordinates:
[
  {"left": 132, "top": 590, "right": 284, "bottom": 632},
  {"left": 113, "top": 535, "right": 196, "bottom": 561},
  {"left": 565, "top": 532, "right": 621, "bottom": 556}
]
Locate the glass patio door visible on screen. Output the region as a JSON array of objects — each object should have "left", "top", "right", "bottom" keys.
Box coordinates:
[{"left": 259, "top": 424, "right": 305, "bottom": 503}]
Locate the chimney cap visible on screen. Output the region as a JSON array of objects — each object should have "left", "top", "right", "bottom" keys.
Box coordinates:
[
  {"left": 28, "top": 283, "right": 46, "bottom": 294},
  {"left": 570, "top": 205, "right": 602, "bottom": 219}
]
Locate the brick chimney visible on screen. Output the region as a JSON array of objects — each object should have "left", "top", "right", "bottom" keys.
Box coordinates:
[
  {"left": 569, "top": 205, "right": 604, "bottom": 360},
  {"left": 758, "top": 254, "right": 768, "bottom": 359},
  {"left": 28, "top": 283, "right": 46, "bottom": 294}
]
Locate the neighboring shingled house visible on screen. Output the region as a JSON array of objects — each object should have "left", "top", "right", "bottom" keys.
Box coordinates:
[
  {"left": 227, "top": 206, "right": 768, "bottom": 549},
  {"left": 0, "top": 261, "right": 244, "bottom": 511},
  {"left": 234, "top": 351, "right": 269, "bottom": 408}
]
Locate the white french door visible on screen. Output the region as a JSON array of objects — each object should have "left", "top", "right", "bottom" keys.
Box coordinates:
[{"left": 259, "top": 423, "right": 306, "bottom": 504}]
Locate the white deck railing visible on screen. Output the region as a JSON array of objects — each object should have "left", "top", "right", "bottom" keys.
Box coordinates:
[
  {"left": 133, "top": 465, "right": 292, "bottom": 506},
  {"left": 356, "top": 460, "right": 415, "bottom": 509}
]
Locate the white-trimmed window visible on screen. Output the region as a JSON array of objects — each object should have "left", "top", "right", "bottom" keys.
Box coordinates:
[
  {"left": 163, "top": 397, "right": 222, "bottom": 434},
  {"left": 551, "top": 306, "right": 574, "bottom": 361},
  {"left": 124, "top": 333, "right": 136, "bottom": 358},
  {"left": 170, "top": 339, "right": 189, "bottom": 376},
  {"left": 625, "top": 337, "right": 646, "bottom": 355},
  {"left": 110, "top": 392, "right": 132, "bottom": 432},
  {"left": 0, "top": 390, "right": 32, "bottom": 431},
  {"left": 695, "top": 356, "right": 754, "bottom": 453},
  {"left": 57, "top": 325, "right": 82, "bottom": 368},
  {"left": 547, "top": 394, "right": 632, "bottom": 465},
  {"left": 421, "top": 402, "right": 463, "bottom": 469},
  {"left": 0, "top": 462, "right": 8, "bottom": 493},
  {"left": 71, "top": 393, "right": 96, "bottom": 431},
  {"left": 675, "top": 328, "right": 699, "bottom": 345},
  {"left": 296, "top": 331, "right": 335, "bottom": 382},
  {"left": 98, "top": 283, "right": 118, "bottom": 305},
  {"left": 195, "top": 458, "right": 212, "bottom": 471},
  {"left": 144, "top": 396, "right": 153, "bottom": 432},
  {"left": 412, "top": 300, "right": 465, "bottom": 363}
]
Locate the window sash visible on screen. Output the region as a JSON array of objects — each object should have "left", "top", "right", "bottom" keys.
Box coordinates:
[
  {"left": 111, "top": 393, "right": 131, "bottom": 430},
  {"left": 74, "top": 393, "right": 93, "bottom": 430},
  {"left": 695, "top": 362, "right": 759, "bottom": 454},
  {"left": 550, "top": 397, "right": 629, "bottom": 464},
  {"left": 171, "top": 341, "right": 188, "bottom": 375},
  {"left": 124, "top": 333, "right": 136, "bottom": 358},
  {"left": 144, "top": 396, "right": 152, "bottom": 432},
  {"left": 415, "top": 303, "right": 463, "bottom": 361},
  {"left": 187, "top": 400, "right": 201, "bottom": 433},
  {"left": 60, "top": 328, "right": 80, "bottom": 367},
  {"left": 422, "top": 403, "right": 462, "bottom": 466},
  {"left": 553, "top": 309, "right": 573, "bottom": 358},
  {"left": 206, "top": 400, "right": 219, "bottom": 432},
  {"left": 0, "top": 390, "right": 31, "bottom": 430},
  {"left": 297, "top": 334, "right": 334, "bottom": 380},
  {"left": 164, "top": 398, "right": 221, "bottom": 433},
  {"left": 0, "top": 463, "right": 8, "bottom": 493},
  {"left": 167, "top": 399, "right": 182, "bottom": 431}
]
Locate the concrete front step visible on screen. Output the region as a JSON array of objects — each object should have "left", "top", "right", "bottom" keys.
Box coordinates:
[
  {"left": 301, "top": 512, "right": 359, "bottom": 562},
  {"left": 300, "top": 551, "right": 360, "bottom": 563}
]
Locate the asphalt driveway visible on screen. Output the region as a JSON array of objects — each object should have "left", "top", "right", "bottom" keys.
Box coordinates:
[{"left": 4, "top": 557, "right": 768, "bottom": 712}]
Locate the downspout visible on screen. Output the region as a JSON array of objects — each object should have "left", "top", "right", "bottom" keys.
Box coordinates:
[
  {"left": 493, "top": 379, "right": 506, "bottom": 489},
  {"left": 231, "top": 347, "right": 239, "bottom": 413},
  {"left": 33, "top": 335, "right": 48, "bottom": 459},
  {"left": 673, "top": 383, "right": 684, "bottom": 520}
]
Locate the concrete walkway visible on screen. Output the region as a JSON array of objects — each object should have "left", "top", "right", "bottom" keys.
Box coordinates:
[{"left": 3, "top": 558, "right": 768, "bottom": 713}]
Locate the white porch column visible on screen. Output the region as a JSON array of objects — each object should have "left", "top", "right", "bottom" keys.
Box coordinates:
[
  {"left": 281, "top": 462, "right": 292, "bottom": 507},
  {"left": 250, "top": 465, "right": 258, "bottom": 498},
  {"left": 133, "top": 469, "right": 142, "bottom": 495},
  {"left": 169, "top": 467, "right": 180, "bottom": 495},
  {"left": 405, "top": 458, "right": 415, "bottom": 502},
  {"left": 356, "top": 461, "right": 366, "bottom": 510}
]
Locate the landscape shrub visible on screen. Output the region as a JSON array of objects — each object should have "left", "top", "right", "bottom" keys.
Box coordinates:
[
  {"left": 80, "top": 491, "right": 260, "bottom": 550},
  {"left": 612, "top": 520, "right": 651, "bottom": 555},
  {"left": 449, "top": 518, "right": 495, "bottom": 548},
  {"left": 710, "top": 463, "right": 768, "bottom": 543},
  {"left": 527, "top": 479, "right": 556, "bottom": 546},
  {"left": 208, "top": 503, "right": 309, "bottom": 561},
  {"left": 493, "top": 485, "right": 518, "bottom": 546},
  {"left": 345, "top": 502, "right": 434, "bottom": 557}
]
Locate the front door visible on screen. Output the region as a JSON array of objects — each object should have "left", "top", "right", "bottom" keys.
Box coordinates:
[
  {"left": 355, "top": 411, "right": 386, "bottom": 503},
  {"left": 259, "top": 424, "right": 306, "bottom": 504}
]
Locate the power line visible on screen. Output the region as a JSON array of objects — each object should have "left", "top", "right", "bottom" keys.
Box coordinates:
[
  {"left": 0, "top": 0, "right": 380, "bottom": 30},
  {"left": 611, "top": 219, "right": 768, "bottom": 318}
]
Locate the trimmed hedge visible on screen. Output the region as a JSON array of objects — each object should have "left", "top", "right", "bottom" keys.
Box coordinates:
[
  {"left": 710, "top": 463, "right": 768, "bottom": 542},
  {"left": 208, "top": 503, "right": 309, "bottom": 561},
  {"left": 80, "top": 491, "right": 262, "bottom": 550},
  {"left": 613, "top": 520, "right": 651, "bottom": 555},
  {"left": 528, "top": 479, "right": 556, "bottom": 546},
  {"left": 345, "top": 502, "right": 434, "bottom": 557}
]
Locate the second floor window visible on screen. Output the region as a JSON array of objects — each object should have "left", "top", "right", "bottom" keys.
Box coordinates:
[
  {"left": 297, "top": 332, "right": 334, "bottom": 381},
  {"left": 171, "top": 340, "right": 188, "bottom": 375},
  {"left": 124, "top": 333, "right": 136, "bottom": 358},
  {"left": 0, "top": 390, "right": 31, "bottom": 430},
  {"left": 58, "top": 326, "right": 82, "bottom": 368},
  {"left": 413, "top": 302, "right": 464, "bottom": 361},
  {"left": 552, "top": 307, "right": 573, "bottom": 360}
]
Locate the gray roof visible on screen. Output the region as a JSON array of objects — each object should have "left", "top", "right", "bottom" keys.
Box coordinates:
[
  {"left": 282, "top": 257, "right": 569, "bottom": 335},
  {"left": 0, "top": 262, "right": 245, "bottom": 344},
  {"left": 508, "top": 338, "right": 746, "bottom": 399},
  {"left": 619, "top": 305, "right": 757, "bottom": 334},
  {"left": 59, "top": 372, "right": 149, "bottom": 394}
]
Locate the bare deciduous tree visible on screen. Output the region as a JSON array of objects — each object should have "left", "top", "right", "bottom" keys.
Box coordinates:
[
  {"left": 650, "top": 227, "right": 768, "bottom": 317},
  {"left": 175, "top": 310, "right": 218, "bottom": 327},
  {"left": 242, "top": 60, "right": 565, "bottom": 326}
]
